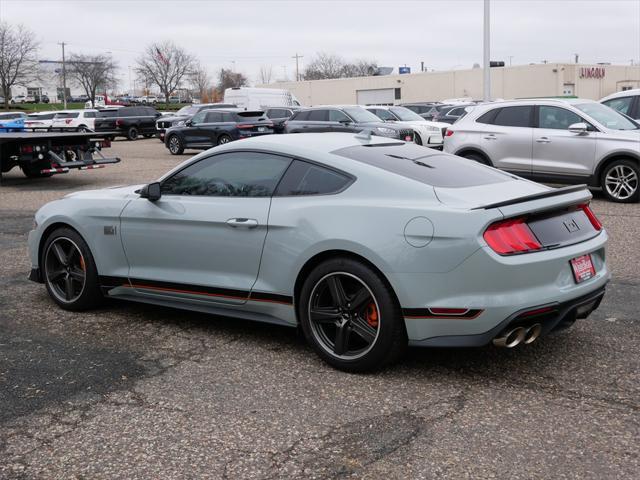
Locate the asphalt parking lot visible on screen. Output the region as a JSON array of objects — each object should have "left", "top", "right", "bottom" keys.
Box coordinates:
[{"left": 1, "top": 139, "right": 639, "bottom": 479}]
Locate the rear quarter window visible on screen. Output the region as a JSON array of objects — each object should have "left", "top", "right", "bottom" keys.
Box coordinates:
[
  {"left": 332, "top": 143, "right": 512, "bottom": 188},
  {"left": 275, "top": 160, "right": 353, "bottom": 196}
]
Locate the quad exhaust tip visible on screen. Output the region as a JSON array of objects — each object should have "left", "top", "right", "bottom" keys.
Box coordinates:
[{"left": 493, "top": 323, "right": 542, "bottom": 348}]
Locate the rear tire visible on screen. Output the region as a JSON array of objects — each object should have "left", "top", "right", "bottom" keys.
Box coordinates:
[
  {"left": 298, "top": 257, "right": 407, "bottom": 372},
  {"left": 126, "top": 126, "right": 139, "bottom": 141},
  {"left": 600, "top": 159, "right": 639, "bottom": 203},
  {"left": 217, "top": 134, "right": 232, "bottom": 145},
  {"left": 42, "top": 227, "right": 103, "bottom": 311},
  {"left": 167, "top": 135, "right": 184, "bottom": 155},
  {"left": 461, "top": 151, "right": 491, "bottom": 166}
]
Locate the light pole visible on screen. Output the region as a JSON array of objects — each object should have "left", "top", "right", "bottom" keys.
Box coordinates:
[{"left": 483, "top": 0, "right": 491, "bottom": 102}]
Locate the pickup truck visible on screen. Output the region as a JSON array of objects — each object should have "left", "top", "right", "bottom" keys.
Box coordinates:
[
  {"left": 94, "top": 106, "right": 160, "bottom": 140},
  {"left": 0, "top": 131, "right": 120, "bottom": 182}
]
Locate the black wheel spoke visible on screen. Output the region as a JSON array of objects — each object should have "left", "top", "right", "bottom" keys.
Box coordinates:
[
  {"left": 326, "top": 276, "right": 347, "bottom": 308},
  {"left": 349, "top": 287, "right": 370, "bottom": 313},
  {"left": 333, "top": 322, "right": 351, "bottom": 355},
  {"left": 350, "top": 316, "right": 377, "bottom": 344},
  {"left": 69, "top": 267, "right": 85, "bottom": 282},
  {"left": 310, "top": 307, "right": 341, "bottom": 324},
  {"left": 64, "top": 275, "right": 74, "bottom": 300},
  {"left": 48, "top": 269, "right": 66, "bottom": 282},
  {"left": 52, "top": 243, "right": 68, "bottom": 265}
]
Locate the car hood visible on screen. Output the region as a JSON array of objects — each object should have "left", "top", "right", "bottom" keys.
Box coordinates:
[
  {"left": 64, "top": 184, "right": 144, "bottom": 200},
  {"left": 359, "top": 121, "right": 406, "bottom": 131},
  {"left": 159, "top": 115, "right": 189, "bottom": 124}
]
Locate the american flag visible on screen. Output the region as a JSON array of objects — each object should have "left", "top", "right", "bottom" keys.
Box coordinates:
[{"left": 155, "top": 47, "right": 169, "bottom": 65}]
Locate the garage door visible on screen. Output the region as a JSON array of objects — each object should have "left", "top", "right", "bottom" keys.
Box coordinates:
[{"left": 356, "top": 88, "right": 395, "bottom": 105}]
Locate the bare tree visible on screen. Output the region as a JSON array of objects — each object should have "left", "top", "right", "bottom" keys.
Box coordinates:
[
  {"left": 189, "top": 63, "right": 211, "bottom": 102},
  {"left": 303, "top": 52, "right": 345, "bottom": 80},
  {"left": 259, "top": 65, "right": 273, "bottom": 84},
  {"left": 135, "top": 41, "right": 195, "bottom": 105},
  {"left": 67, "top": 53, "right": 118, "bottom": 107},
  {"left": 0, "top": 22, "right": 40, "bottom": 109},
  {"left": 216, "top": 69, "right": 247, "bottom": 96},
  {"left": 303, "top": 52, "right": 378, "bottom": 80}
]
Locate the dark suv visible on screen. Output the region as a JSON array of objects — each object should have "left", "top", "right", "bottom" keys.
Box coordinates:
[
  {"left": 94, "top": 106, "right": 161, "bottom": 140},
  {"left": 284, "top": 106, "right": 415, "bottom": 141},
  {"left": 164, "top": 109, "right": 274, "bottom": 155},
  {"left": 156, "top": 103, "right": 237, "bottom": 141}
]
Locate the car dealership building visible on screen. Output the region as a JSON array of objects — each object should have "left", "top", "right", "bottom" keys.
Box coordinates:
[{"left": 264, "top": 63, "right": 640, "bottom": 105}]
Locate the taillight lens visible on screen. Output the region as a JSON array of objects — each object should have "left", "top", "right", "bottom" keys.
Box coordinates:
[
  {"left": 445, "top": 129, "right": 454, "bottom": 136},
  {"left": 580, "top": 204, "right": 602, "bottom": 231},
  {"left": 484, "top": 218, "right": 542, "bottom": 255},
  {"left": 115, "top": 119, "right": 123, "bottom": 126}
]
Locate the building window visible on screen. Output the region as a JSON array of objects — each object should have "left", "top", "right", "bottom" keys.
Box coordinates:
[{"left": 394, "top": 88, "right": 401, "bottom": 100}]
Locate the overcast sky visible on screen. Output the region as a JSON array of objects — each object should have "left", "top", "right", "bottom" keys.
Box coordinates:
[{"left": 1, "top": 0, "right": 639, "bottom": 89}]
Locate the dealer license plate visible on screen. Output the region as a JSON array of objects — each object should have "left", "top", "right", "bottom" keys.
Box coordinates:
[{"left": 570, "top": 254, "right": 595, "bottom": 284}]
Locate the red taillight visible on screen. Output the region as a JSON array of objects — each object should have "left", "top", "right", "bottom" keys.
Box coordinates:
[
  {"left": 445, "top": 129, "right": 454, "bottom": 136},
  {"left": 580, "top": 204, "right": 602, "bottom": 231},
  {"left": 236, "top": 123, "right": 252, "bottom": 129},
  {"left": 115, "top": 119, "right": 123, "bottom": 126},
  {"left": 484, "top": 218, "right": 542, "bottom": 255},
  {"left": 429, "top": 308, "right": 469, "bottom": 315},
  {"left": 20, "top": 145, "right": 34, "bottom": 153}
]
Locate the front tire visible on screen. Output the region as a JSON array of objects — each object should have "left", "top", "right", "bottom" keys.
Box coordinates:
[
  {"left": 126, "top": 126, "right": 139, "bottom": 140},
  {"left": 167, "top": 135, "right": 184, "bottom": 155},
  {"left": 298, "top": 257, "right": 407, "bottom": 372},
  {"left": 600, "top": 159, "right": 639, "bottom": 203},
  {"left": 42, "top": 228, "right": 103, "bottom": 311}
]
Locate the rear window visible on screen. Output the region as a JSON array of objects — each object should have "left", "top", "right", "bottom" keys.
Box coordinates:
[{"left": 332, "top": 143, "right": 511, "bottom": 188}]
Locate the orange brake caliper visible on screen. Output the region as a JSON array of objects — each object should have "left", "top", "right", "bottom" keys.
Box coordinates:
[{"left": 365, "top": 303, "right": 379, "bottom": 328}]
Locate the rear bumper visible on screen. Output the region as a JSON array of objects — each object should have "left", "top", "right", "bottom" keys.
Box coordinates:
[{"left": 409, "top": 284, "right": 606, "bottom": 347}]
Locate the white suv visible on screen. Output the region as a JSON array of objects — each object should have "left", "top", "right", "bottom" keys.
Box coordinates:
[
  {"left": 51, "top": 109, "right": 98, "bottom": 132},
  {"left": 600, "top": 89, "right": 640, "bottom": 122},
  {"left": 444, "top": 98, "right": 640, "bottom": 202},
  {"left": 365, "top": 105, "right": 449, "bottom": 147}
]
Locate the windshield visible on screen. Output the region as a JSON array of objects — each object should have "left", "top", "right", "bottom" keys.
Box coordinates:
[
  {"left": 390, "top": 107, "right": 424, "bottom": 121},
  {"left": 177, "top": 105, "right": 199, "bottom": 116},
  {"left": 343, "top": 107, "right": 383, "bottom": 123},
  {"left": 575, "top": 103, "right": 639, "bottom": 130}
]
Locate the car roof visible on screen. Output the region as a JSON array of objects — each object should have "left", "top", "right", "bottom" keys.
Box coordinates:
[
  {"left": 300, "top": 105, "right": 366, "bottom": 110},
  {"left": 600, "top": 89, "right": 640, "bottom": 102}
]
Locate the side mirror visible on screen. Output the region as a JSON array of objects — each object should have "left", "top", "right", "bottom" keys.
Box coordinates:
[
  {"left": 140, "top": 182, "right": 161, "bottom": 201},
  {"left": 185, "top": 120, "right": 193, "bottom": 126},
  {"left": 568, "top": 122, "right": 588, "bottom": 135}
]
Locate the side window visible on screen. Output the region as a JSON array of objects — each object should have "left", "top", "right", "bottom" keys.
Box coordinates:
[
  {"left": 308, "top": 109, "right": 329, "bottom": 121},
  {"left": 602, "top": 97, "right": 634, "bottom": 116},
  {"left": 161, "top": 152, "right": 292, "bottom": 197},
  {"left": 275, "top": 160, "right": 352, "bottom": 196},
  {"left": 329, "top": 110, "right": 350, "bottom": 122},
  {"left": 476, "top": 109, "right": 499, "bottom": 124},
  {"left": 492, "top": 106, "right": 533, "bottom": 127},
  {"left": 205, "top": 111, "right": 222, "bottom": 123},
  {"left": 191, "top": 111, "right": 207, "bottom": 125},
  {"left": 221, "top": 112, "right": 235, "bottom": 122},
  {"left": 267, "top": 109, "right": 285, "bottom": 119},
  {"left": 84, "top": 111, "right": 96, "bottom": 118},
  {"left": 538, "top": 106, "right": 583, "bottom": 130},
  {"left": 291, "top": 110, "right": 310, "bottom": 121}
]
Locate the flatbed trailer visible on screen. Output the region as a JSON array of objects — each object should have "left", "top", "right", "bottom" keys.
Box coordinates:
[{"left": 0, "top": 131, "right": 120, "bottom": 183}]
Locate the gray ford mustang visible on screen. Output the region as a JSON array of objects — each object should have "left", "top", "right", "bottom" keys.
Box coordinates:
[{"left": 28, "top": 132, "right": 610, "bottom": 371}]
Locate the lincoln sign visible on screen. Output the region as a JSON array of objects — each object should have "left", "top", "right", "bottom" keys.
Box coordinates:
[{"left": 579, "top": 67, "right": 606, "bottom": 79}]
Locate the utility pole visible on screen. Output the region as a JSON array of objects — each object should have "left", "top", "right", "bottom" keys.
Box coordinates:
[
  {"left": 574, "top": 53, "right": 579, "bottom": 64},
  {"left": 292, "top": 53, "right": 303, "bottom": 81},
  {"left": 483, "top": 0, "right": 491, "bottom": 102},
  {"left": 421, "top": 61, "right": 424, "bottom": 72},
  {"left": 508, "top": 55, "right": 514, "bottom": 66},
  {"left": 59, "top": 42, "right": 67, "bottom": 108}
]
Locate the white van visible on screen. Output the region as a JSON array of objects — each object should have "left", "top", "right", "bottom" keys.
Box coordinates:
[{"left": 223, "top": 87, "right": 301, "bottom": 110}]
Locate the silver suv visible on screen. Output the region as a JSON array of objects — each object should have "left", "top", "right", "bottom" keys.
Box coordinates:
[{"left": 443, "top": 99, "right": 640, "bottom": 202}]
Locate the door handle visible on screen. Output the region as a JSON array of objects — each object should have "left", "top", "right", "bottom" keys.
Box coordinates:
[
  {"left": 226, "top": 218, "right": 258, "bottom": 229},
  {"left": 483, "top": 134, "right": 497, "bottom": 140},
  {"left": 536, "top": 137, "right": 551, "bottom": 143}
]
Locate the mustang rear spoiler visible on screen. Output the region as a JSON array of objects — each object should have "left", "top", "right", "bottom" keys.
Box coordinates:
[{"left": 471, "top": 185, "right": 590, "bottom": 210}]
